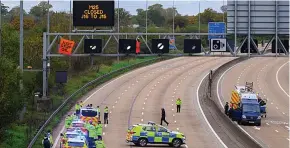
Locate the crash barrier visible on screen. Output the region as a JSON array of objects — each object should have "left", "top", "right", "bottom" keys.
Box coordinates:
[
  {"left": 199, "top": 57, "right": 263, "bottom": 148},
  {"left": 27, "top": 56, "right": 172, "bottom": 148}
]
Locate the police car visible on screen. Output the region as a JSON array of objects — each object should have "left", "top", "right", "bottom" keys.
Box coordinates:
[
  {"left": 126, "top": 121, "right": 186, "bottom": 147},
  {"left": 80, "top": 108, "right": 99, "bottom": 125}
]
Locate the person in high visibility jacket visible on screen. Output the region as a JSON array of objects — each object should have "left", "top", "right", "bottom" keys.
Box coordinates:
[
  {"left": 75, "top": 102, "right": 81, "bottom": 115},
  {"left": 65, "top": 115, "right": 72, "bottom": 128},
  {"left": 96, "top": 121, "right": 103, "bottom": 140},
  {"left": 96, "top": 106, "right": 101, "bottom": 119},
  {"left": 60, "top": 133, "right": 68, "bottom": 145},
  {"left": 95, "top": 136, "right": 106, "bottom": 148},
  {"left": 176, "top": 98, "right": 182, "bottom": 113},
  {"left": 85, "top": 120, "right": 97, "bottom": 145},
  {"left": 46, "top": 130, "right": 53, "bottom": 145},
  {"left": 80, "top": 101, "right": 84, "bottom": 108},
  {"left": 104, "top": 106, "right": 109, "bottom": 124}
]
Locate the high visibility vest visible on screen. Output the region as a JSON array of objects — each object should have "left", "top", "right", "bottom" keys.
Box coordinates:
[
  {"left": 65, "top": 117, "right": 71, "bottom": 128},
  {"left": 96, "top": 124, "right": 103, "bottom": 136},
  {"left": 104, "top": 108, "right": 108, "bottom": 113},
  {"left": 87, "top": 124, "right": 97, "bottom": 138},
  {"left": 176, "top": 99, "right": 182, "bottom": 105},
  {"left": 80, "top": 103, "right": 84, "bottom": 107},
  {"left": 75, "top": 104, "right": 81, "bottom": 110},
  {"left": 95, "top": 140, "right": 106, "bottom": 148}
]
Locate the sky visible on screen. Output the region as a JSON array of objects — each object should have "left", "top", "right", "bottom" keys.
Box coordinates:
[{"left": 1, "top": 0, "right": 226, "bottom": 16}]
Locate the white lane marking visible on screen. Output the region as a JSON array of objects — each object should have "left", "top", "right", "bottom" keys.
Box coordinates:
[
  {"left": 276, "top": 107, "right": 279, "bottom": 110},
  {"left": 276, "top": 61, "right": 290, "bottom": 97},
  {"left": 287, "top": 138, "right": 290, "bottom": 141},
  {"left": 197, "top": 73, "right": 228, "bottom": 148},
  {"left": 282, "top": 112, "right": 285, "bottom": 115},
  {"left": 266, "top": 123, "right": 269, "bottom": 125},
  {"left": 143, "top": 102, "right": 146, "bottom": 105},
  {"left": 115, "top": 101, "right": 118, "bottom": 103},
  {"left": 141, "top": 119, "right": 144, "bottom": 122},
  {"left": 285, "top": 126, "right": 289, "bottom": 130},
  {"left": 112, "top": 105, "right": 115, "bottom": 108},
  {"left": 142, "top": 107, "right": 144, "bottom": 110},
  {"left": 271, "top": 102, "right": 273, "bottom": 105},
  {"left": 103, "top": 132, "right": 105, "bottom": 135},
  {"left": 142, "top": 112, "right": 144, "bottom": 115},
  {"left": 275, "top": 130, "right": 279, "bottom": 132},
  {"left": 217, "top": 61, "right": 264, "bottom": 147}
]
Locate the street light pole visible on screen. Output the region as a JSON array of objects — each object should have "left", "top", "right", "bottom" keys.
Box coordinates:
[
  {"left": 0, "top": 0, "right": 2, "bottom": 56},
  {"left": 199, "top": 0, "right": 201, "bottom": 38},
  {"left": 145, "top": 0, "right": 148, "bottom": 42}
]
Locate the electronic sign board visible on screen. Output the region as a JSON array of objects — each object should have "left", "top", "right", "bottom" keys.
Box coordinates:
[{"left": 73, "top": 1, "right": 115, "bottom": 27}]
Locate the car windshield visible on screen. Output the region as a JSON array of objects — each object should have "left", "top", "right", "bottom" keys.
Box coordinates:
[
  {"left": 243, "top": 104, "right": 260, "bottom": 113},
  {"left": 66, "top": 134, "right": 78, "bottom": 138},
  {"left": 81, "top": 110, "right": 97, "bottom": 117},
  {"left": 68, "top": 142, "right": 84, "bottom": 147},
  {"left": 72, "top": 123, "right": 83, "bottom": 127}
]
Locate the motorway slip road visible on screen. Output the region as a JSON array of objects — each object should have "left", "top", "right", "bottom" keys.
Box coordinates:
[
  {"left": 53, "top": 57, "right": 234, "bottom": 148},
  {"left": 218, "top": 57, "right": 289, "bottom": 148}
]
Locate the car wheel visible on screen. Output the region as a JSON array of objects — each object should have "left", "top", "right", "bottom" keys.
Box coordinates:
[
  {"left": 138, "top": 138, "right": 148, "bottom": 147},
  {"left": 172, "top": 138, "right": 182, "bottom": 147}
]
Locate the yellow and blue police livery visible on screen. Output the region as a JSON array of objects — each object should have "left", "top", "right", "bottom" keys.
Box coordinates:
[{"left": 126, "top": 121, "right": 186, "bottom": 147}]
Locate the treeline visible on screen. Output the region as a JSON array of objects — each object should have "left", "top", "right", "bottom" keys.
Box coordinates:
[{"left": 0, "top": 1, "right": 226, "bottom": 145}]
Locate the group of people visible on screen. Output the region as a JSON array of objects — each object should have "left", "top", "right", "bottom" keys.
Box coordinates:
[{"left": 160, "top": 98, "right": 182, "bottom": 126}]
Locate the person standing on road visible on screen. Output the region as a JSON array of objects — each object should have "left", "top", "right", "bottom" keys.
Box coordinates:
[
  {"left": 85, "top": 120, "right": 97, "bottom": 147},
  {"left": 176, "top": 98, "right": 182, "bottom": 113},
  {"left": 224, "top": 102, "right": 229, "bottom": 115},
  {"left": 80, "top": 101, "right": 84, "bottom": 108},
  {"left": 65, "top": 115, "right": 72, "bottom": 128},
  {"left": 96, "top": 121, "right": 103, "bottom": 140},
  {"left": 160, "top": 108, "right": 169, "bottom": 126},
  {"left": 75, "top": 102, "right": 81, "bottom": 116},
  {"left": 42, "top": 136, "right": 51, "bottom": 148},
  {"left": 104, "top": 106, "right": 109, "bottom": 124},
  {"left": 96, "top": 106, "right": 101, "bottom": 119}
]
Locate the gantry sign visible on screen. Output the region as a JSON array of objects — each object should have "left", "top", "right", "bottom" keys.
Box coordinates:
[{"left": 41, "top": 0, "right": 289, "bottom": 98}]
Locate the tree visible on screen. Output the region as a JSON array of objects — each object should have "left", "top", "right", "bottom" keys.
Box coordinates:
[
  {"left": 0, "top": 56, "right": 23, "bottom": 129},
  {"left": 147, "top": 4, "right": 165, "bottom": 27},
  {"left": 115, "top": 8, "right": 132, "bottom": 27},
  {"left": 9, "top": 6, "right": 27, "bottom": 18},
  {"left": 1, "top": 3, "right": 9, "bottom": 15},
  {"left": 135, "top": 9, "right": 146, "bottom": 27},
  {"left": 29, "top": 1, "right": 52, "bottom": 18},
  {"left": 10, "top": 16, "right": 35, "bottom": 30},
  {"left": 167, "top": 16, "right": 189, "bottom": 29}
]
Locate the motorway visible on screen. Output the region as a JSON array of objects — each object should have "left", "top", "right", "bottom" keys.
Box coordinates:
[
  {"left": 217, "top": 57, "right": 289, "bottom": 148},
  {"left": 52, "top": 56, "right": 235, "bottom": 148}
]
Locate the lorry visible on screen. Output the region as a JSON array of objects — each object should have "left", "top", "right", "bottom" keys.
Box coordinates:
[{"left": 228, "top": 82, "right": 264, "bottom": 126}]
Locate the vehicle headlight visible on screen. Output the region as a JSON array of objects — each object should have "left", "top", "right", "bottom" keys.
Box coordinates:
[
  {"left": 257, "top": 116, "right": 261, "bottom": 119},
  {"left": 242, "top": 115, "right": 246, "bottom": 119}
]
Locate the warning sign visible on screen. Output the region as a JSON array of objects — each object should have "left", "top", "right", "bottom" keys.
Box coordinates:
[
  {"left": 73, "top": 1, "right": 115, "bottom": 26},
  {"left": 58, "top": 38, "right": 75, "bottom": 55}
]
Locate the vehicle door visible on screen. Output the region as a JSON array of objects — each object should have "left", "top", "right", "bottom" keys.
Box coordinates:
[
  {"left": 154, "top": 126, "right": 167, "bottom": 143},
  {"left": 143, "top": 126, "right": 156, "bottom": 143}
]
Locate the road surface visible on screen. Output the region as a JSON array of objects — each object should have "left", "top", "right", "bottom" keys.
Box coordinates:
[
  {"left": 53, "top": 56, "right": 235, "bottom": 148},
  {"left": 218, "top": 57, "right": 289, "bottom": 148}
]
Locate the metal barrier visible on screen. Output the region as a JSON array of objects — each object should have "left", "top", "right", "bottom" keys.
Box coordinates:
[{"left": 27, "top": 57, "right": 168, "bottom": 148}]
